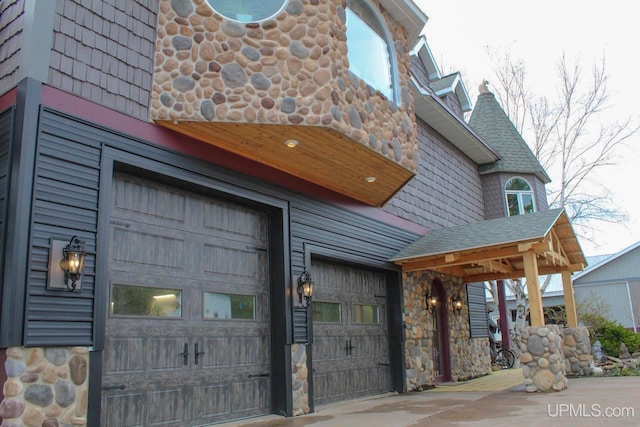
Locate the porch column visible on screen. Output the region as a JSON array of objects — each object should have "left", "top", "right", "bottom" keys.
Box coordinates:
[
  {"left": 496, "top": 280, "right": 511, "bottom": 349},
  {"left": 561, "top": 270, "right": 578, "bottom": 327},
  {"left": 523, "top": 252, "right": 544, "bottom": 326}
]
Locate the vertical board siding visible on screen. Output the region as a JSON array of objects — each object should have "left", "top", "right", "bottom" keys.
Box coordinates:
[{"left": 467, "top": 283, "right": 488, "bottom": 338}]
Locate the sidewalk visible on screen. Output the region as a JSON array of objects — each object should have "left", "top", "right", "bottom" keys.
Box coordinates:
[{"left": 220, "top": 371, "right": 640, "bottom": 427}]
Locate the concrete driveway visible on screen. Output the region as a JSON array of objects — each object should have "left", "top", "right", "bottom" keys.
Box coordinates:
[{"left": 220, "top": 370, "right": 640, "bottom": 427}]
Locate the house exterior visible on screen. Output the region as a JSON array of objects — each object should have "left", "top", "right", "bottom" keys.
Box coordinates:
[
  {"left": 0, "top": 1, "right": 585, "bottom": 425},
  {"left": 573, "top": 242, "right": 640, "bottom": 332}
]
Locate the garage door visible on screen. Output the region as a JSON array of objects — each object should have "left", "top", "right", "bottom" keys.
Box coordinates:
[
  {"left": 311, "top": 259, "right": 392, "bottom": 405},
  {"left": 101, "top": 173, "right": 271, "bottom": 426}
]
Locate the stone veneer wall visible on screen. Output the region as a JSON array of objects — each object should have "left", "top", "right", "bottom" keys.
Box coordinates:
[
  {"left": 151, "top": 0, "right": 418, "bottom": 171},
  {"left": 291, "top": 344, "right": 309, "bottom": 416},
  {"left": 519, "top": 325, "right": 568, "bottom": 392},
  {"left": 0, "top": 347, "right": 89, "bottom": 427},
  {"left": 403, "top": 270, "right": 491, "bottom": 390},
  {"left": 562, "top": 327, "right": 593, "bottom": 377}
]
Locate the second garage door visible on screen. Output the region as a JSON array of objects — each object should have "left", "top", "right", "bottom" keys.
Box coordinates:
[{"left": 311, "top": 259, "right": 392, "bottom": 405}]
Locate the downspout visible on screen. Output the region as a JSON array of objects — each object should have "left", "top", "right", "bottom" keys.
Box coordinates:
[{"left": 624, "top": 281, "right": 638, "bottom": 333}]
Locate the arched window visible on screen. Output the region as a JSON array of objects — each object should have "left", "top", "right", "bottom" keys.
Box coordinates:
[
  {"left": 346, "top": 0, "right": 398, "bottom": 102},
  {"left": 505, "top": 177, "right": 536, "bottom": 216}
]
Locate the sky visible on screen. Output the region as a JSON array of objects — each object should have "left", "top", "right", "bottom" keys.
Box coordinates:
[{"left": 413, "top": 0, "right": 640, "bottom": 257}]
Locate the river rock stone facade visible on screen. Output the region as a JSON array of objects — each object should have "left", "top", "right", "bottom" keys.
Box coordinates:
[
  {"left": 561, "top": 327, "right": 593, "bottom": 377},
  {"left": 0, "top": 347, "right": 89, "bottom": 426},
  {"left": 519, "top": 325, "right": 568, "bottom": 392},
  {"left": 151, "top": 0, "right": 418, "bottom": 171},
  {"left": 403, "top": 270, "right": 491, "bottom": 390},
  {"left": 291, "top": 344, "right": 309, "bottom": 416}
]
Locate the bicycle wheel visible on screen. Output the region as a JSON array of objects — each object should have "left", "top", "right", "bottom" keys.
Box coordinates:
[{"left": 495, "top": 349, "right": 515, "bottom": 369}]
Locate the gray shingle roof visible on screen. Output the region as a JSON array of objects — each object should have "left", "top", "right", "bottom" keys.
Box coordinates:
[
  {"left": 389, "top": 208, "right": 564, "bottom": 261},
  {"left": 469, "top": 91, "right": 551, "bottom": 183}
]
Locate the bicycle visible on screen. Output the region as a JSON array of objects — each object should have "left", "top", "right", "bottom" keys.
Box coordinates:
[{"left": 493, "top": 344, "right": 516, "bottom": 369}]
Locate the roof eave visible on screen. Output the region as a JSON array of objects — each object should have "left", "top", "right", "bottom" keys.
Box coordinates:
[
  {"left": 380, "top": 0, "right": 428, "bottom": 42},
  {"left": 409, "top": 77, "right": 500, "bottom": 165}
]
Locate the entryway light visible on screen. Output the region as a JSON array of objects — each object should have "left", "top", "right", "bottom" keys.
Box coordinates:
[
  {"left": 285, "top": 139, "right": 299, "bottom": 148},
  {"left": 59, "top": 235, "right": 86, "bottom": 291},
  {"left": 297, "top": 271, "right": 314, "bottom": 308},
  {"left": 450, "top": 292, "right": 463, "bottom": 311},
  {"left": 365, "top": 176, "right": 376, "bottom": 183},
  {"left": 425, "top": 291, "right": 437, "bottom": 312}
]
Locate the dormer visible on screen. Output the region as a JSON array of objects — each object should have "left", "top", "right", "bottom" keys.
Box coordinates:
[{"left": 150, "top": 0, "right": 427, "bottom": 206}]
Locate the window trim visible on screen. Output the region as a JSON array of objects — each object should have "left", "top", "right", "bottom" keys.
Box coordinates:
[
  {"left": 346, "top": 0, "right": 400, "bottom": 104},
  {"left": 504, "top": 176, "right": 536, "bottom": 216}
]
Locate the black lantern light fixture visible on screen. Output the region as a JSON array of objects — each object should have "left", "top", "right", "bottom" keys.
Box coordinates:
[
  {"left": 59, "top": 236, "right": 86, "bottom": 291},
  {"left": 450, "top": 292, "right": 463, "bottom": 311},
  {"left": 297, "top": 271, "right": 314, "bottom": 308},
  {"left": 425, "top": 290, "right": 438, "bottom": 312}
]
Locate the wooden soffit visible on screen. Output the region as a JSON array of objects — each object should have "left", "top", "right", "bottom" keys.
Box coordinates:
[
  {"left": 389, "top": 209, "right": 586, "bottom": 281},
  {"left": 157, "top": 120, "right": 414, "bottom": 207}
]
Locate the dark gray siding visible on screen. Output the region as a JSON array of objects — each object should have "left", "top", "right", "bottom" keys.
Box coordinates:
[
  {"left": 466, "top": 282, "right": 488, "bottom": 338},
  {"left": 384, "top": 118, "right": 486, "bottom": 230},
  {"left": 481, "top": 172, "right": 548, "bottom": 221},
  {"left": 26, "top": 107, "right": 419, "bottom": 346},
  {"left": 0, "top": 107, "right": 14, "bottom": 300},
  {"left": 480, "top": 173, "right": 504, "bottom": 219},
  {"left": 26, "top": 109, "right": 102, "bottom": 345},
  {"left": 0, "top": 0, "right": 23, "bottom": 94},
  {"left": 49, "top": 0, "right": 157, "bottom": 120}
]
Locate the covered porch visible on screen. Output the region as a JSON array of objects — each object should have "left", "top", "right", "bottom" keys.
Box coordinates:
[
  {"left": 390, "top": 209, "right": 589, "bottom": 392},
  {"left": 390, "top": 208, "right": 586, "bottom": 328}
]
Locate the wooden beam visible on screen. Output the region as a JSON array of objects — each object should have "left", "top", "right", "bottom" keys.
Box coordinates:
[
  {"left": 524, "top": 252, "right": 544, "bottom": 326},
  {"left": 562, "top": 270, "right": 578, "bottom": 327},
  {"left": 463, "top": 263, "right": 583, "bottom": 283},
  {"left": 399, "top": 244, "right": 527, "bottom": 272}
]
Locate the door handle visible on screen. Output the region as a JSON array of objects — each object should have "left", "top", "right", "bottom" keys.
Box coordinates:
[
  {"left": 194, "top": 343, "right": 205, "bottom": 365},
  {"left": 179, "top": 343, "right": 189, "bottom": 366}
]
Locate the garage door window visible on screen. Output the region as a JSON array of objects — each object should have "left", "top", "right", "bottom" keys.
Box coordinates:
[
  {"left": 353, "top": 304, "right": 379, "bottom": 324},
  {"left": 312, "top": 302, "right": 342, "bottom": 323},
  {"left": 204, "top": 291, "right": 256, "bottom": 320},
  {"left": 110, "top": 285, "right": 182, "bottom": 318}
]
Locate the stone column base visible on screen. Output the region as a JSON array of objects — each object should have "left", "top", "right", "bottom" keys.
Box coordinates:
[
  {"left": 520, "top": 325, "right": 568, "bottom": 392},
  {"left": 0, "top": 346, "right": 89, "bottom": 426}
]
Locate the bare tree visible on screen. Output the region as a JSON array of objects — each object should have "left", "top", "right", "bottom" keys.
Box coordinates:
[
  {"left": 489, "top": 51, "right": 638, "bottom": 239},
  {"left": 484, "top": 50, "right": 639, "bottom": 345}
]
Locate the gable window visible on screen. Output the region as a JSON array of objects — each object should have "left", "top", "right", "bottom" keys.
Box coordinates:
[
  {"left": 505, "top": 177, "right": 536, "bottom": 216},
  {"left": 346, "top": 0, "right": 397, "bottom": 101}
]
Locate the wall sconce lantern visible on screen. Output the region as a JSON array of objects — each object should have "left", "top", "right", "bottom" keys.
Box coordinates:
[
  {"left": 49, "top": 236, "right": 86, "bottom": 292},
  {"left": 297, "top": 271, "right": 314, "bottom": 308},
  {"left": 450, "top": 293, "right": 464, "bottom": 312},
  {"left": 425, "top": 291, "right": 438, "bottom": 312}
]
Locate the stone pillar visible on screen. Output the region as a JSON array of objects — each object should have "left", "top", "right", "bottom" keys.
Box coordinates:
[
  {"left": 520, "top": 325, "right": 567, "bottom": 392},
  {"left": 562, "top": 327, "right": 593, "bottom": 376},
  {"left": 291, "top": 344, "right": 309, "bottom": 416},
  {"left": 0, "top": 346, "right": 89, "bottom": 426}
]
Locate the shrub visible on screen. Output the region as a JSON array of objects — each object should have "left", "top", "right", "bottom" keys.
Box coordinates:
[{"left": 593, "top": 320, "right": 640, "bottom": 357}]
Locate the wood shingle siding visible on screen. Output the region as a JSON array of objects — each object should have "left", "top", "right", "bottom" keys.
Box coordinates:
[
  {"left": 384, "top": 117, "right": 486, "bottom": 230},
  {"left": 50, "top": 0, "right": 157, "bottom": 120},
  {"left": 0, "top": 0, "right": 23, "bottom": 94}
]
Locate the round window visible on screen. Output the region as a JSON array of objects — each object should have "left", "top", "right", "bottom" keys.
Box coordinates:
[{"left": 205, "top": 0, "right": 289, "bottom": 23}]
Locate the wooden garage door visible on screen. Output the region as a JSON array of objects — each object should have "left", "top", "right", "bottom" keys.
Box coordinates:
[
  {"left": 101, "top": 173, "right": 271, "bottom": 426},
  {"left": 311, "top": 260, "right": 391, "bottom": 406}
]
